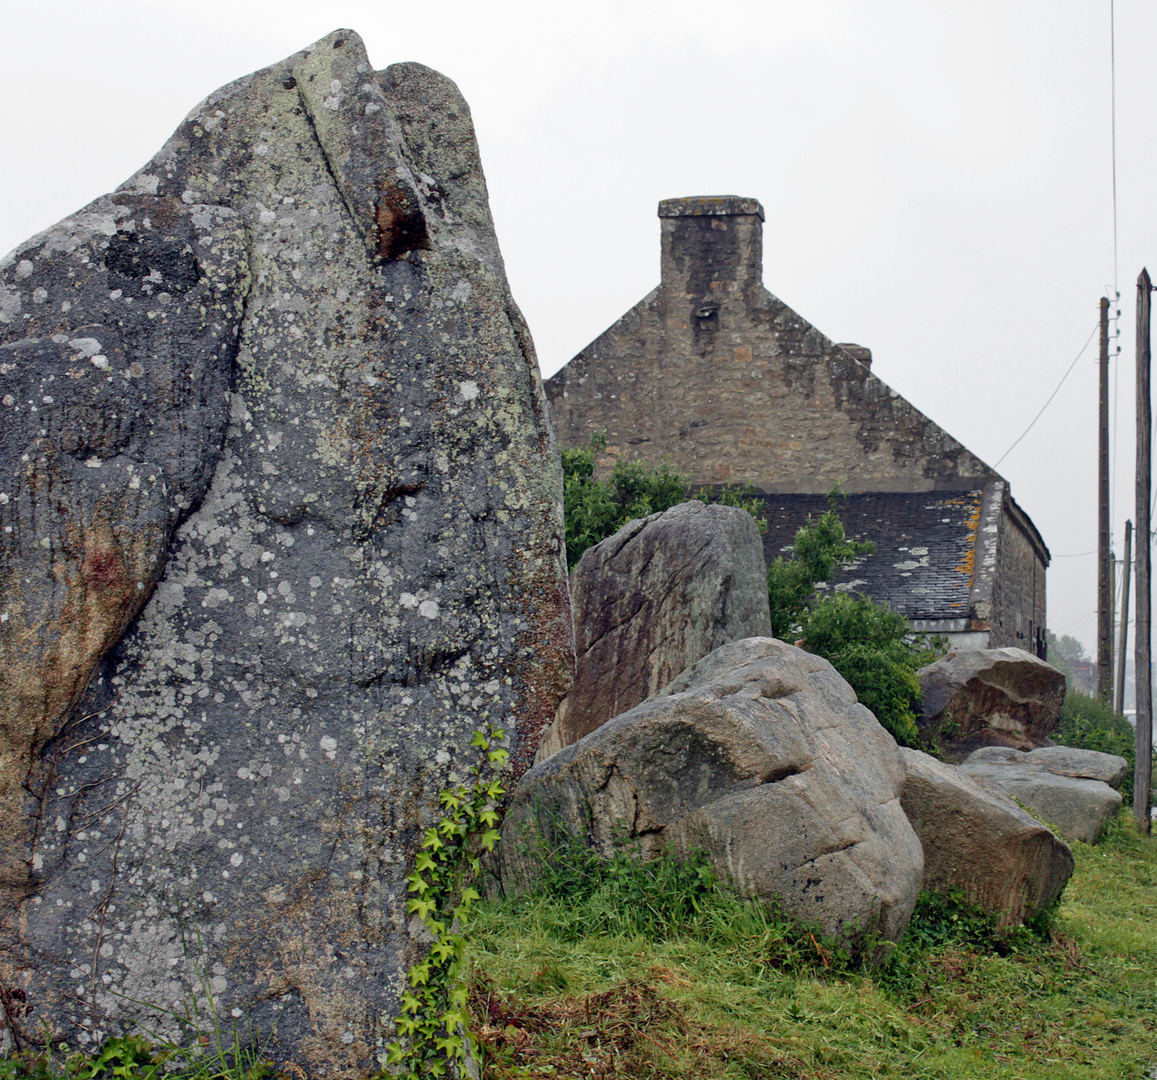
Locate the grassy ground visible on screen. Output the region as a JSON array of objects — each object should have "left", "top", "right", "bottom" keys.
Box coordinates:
[
  {"left": 4, "top": 817, "right": 1153, "bottom": 1079},
  {"left": 467, "top": 814, "right": 1157, "bottom": 1080}
]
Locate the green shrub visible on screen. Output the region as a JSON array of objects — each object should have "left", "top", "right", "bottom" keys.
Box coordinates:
[
  {"left": 797, "top": 594, "right": 938, "bottom": 748},
  {"left": 561, "top": 434, "right": 765, "bottom": 569},
  {"left": 1051, "top": 690, "right": 1142, "bottom": 805},
  {"left": 767, "top": 493, "right": 939, "bottom": 749},
  {"left": 766, "top": 499, "right": 875, "bottom": 640},
  {"left": 561, "top": 434, "right": 691, "bottom": 569}
]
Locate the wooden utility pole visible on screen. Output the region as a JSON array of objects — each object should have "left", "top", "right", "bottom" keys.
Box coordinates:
[
  {"left": 1099, "top": 296, "right": 1113, "bottom": 703},
  {"left": 1110, "top": 555, "right": 1117, "bottom": 700},
  {"left": 1135, "top": 269, "right": 1152, "bottom": 833},
  {"left": 1116, "top": 519, "right": 1132, "bottom": 715}
]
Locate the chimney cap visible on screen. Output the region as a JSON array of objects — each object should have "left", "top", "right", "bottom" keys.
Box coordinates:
[
  {"left": 837, "top": 343, "right": 872, "bottom": 367},
  {"left": 658, "top": 196, "right": 765, "bottom": 221}
]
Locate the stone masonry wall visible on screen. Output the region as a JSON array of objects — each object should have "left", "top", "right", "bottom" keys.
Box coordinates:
[{"left": 990, "top": 500, "right": 1048, "bottom": 653}]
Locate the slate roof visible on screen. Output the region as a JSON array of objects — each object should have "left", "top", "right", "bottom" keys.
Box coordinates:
[{"left": 750, "top": 489, "right": 986, "bottom": 623}]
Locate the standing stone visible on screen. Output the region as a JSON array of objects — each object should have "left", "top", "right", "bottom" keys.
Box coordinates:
[
  {"left": 0, "top": 32, "right": 572, "bottom": 1076},
  {"left": 916, "top": 647, "right": 1066, "bottom": 760},
  {"left": 540, "top": 501, "right": 771, "bottom": 758}
]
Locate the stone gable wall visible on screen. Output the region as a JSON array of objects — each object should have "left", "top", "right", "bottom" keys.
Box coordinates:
[{"left": 547, "top": 200, "right": 993, "bottom": 494}]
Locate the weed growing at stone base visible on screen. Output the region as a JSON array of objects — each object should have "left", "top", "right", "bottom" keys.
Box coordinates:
[
  {"left": 467, "top": 815, "right": 1157, "bottom": 1079},
  {"left": 0, "top": 1032, "right": 282, "bottom": 1080}
]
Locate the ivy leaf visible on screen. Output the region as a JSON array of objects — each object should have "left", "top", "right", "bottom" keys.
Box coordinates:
[
  {"left": 440, "top": 789, "right": 463, "bottom": 811},
  {"left": 430, "top": 939, "right": 457, "bottom": 963},
  {"left": 405, "top": 871, "right": 430, "bottom": 896}
]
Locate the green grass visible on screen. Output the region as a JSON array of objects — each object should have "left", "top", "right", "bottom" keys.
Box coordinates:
[
  {"left": 6, "top": 817, "right": 1155, "bottom": 1079},
  {"left": 468, "top": 816, "right": 1157, "bottom": 1079}
]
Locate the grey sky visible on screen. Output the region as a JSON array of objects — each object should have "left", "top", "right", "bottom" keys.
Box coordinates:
[{"left": 2, "top": 0, "right": 1152, "bottom": 656}]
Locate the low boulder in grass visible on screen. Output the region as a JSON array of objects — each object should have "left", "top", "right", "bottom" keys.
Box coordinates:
[
  {"left": 502, "top": 637, "right": 924, "bottom": 952},
  {"left": 966, "top": 745, "right": 1129, "bottom": 788},
  {"left": 899, "top": 748, "right": 1074, "bottom": 927},
  {"left": 916, "top": 647, "right": 1066, "bottom": 761},
  {"left": 959, "top": 757, "right": 1122, "bottom": 845}
]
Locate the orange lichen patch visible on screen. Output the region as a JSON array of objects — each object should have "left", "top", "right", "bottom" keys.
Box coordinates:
[{"left": 955, "top": 495, "right": 984, "bottom": 583}]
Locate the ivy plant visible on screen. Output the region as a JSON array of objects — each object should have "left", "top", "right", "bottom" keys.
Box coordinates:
[{"left": 383, "top": 726, "right": 508, "bottom": 1079}]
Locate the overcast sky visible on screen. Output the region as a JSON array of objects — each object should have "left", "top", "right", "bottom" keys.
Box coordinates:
[{"left": 2, "top": 0, "right": 1153, "bottom": 658}]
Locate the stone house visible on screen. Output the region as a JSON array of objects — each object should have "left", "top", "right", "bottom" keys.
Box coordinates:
[{"left": 545, "top": 195, "right": 1049, "bottom": 653}]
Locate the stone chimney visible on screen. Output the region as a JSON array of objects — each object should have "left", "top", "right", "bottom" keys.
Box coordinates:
[{"left": 658, "top": 195, "right": 765, "bottom": 317}]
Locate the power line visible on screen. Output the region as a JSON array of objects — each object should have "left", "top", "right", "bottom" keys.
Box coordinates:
[
  {"left": 1109, "top": 2, "right": 1122, "bottom": 544},
  {"left": 994, "top": 321, "right": 1100, "bottom": 468},
  {"left": 1111, "top": 0, "right": 1119, "bottom": 300},
  {"left": 1056, "top": 610, "right": 1098, "bottom": 633}
]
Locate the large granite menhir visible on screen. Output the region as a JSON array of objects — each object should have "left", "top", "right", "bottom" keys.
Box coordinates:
[{"left": 0, "top": 31, "right": 572, "bottom": 1077}]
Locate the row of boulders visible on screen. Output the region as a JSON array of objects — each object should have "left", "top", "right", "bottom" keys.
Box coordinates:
[
  {"left": 505, "top": 501, "right": 1127, "bottom": 950},
  {"left": 503, "top": 635, "right": 1105, "bottom": 946}
]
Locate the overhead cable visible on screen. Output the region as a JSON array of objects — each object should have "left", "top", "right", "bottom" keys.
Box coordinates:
[{"left": 994, "top": 321, "right": 1100, "bottom": 468}]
